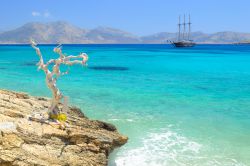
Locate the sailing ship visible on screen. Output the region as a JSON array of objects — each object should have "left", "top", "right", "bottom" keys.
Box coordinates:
[{"left": 171, "top": 14, "right": 196, "bottom": 47}]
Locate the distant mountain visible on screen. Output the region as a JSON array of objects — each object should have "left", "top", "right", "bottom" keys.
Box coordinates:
[
  {"left": 0, "top": 22, "right": 140, "bottom": 44},
  {"left": 0, "top": 22, "right": 88, "bottom": 44},
  {"left": 0, "top": 21, "right": 250, "bottom": 44},
  {"left": 141, "top": 31, "right": 250, "bottom": 44},
  {"left": 141, "top": 32, "right": 176, "bottom": 44},
  {"left": 85, "top": 27, "right": 140, "bottom": 43},
  {"left": 203, "top": 32, "right": 250, "bottom": 43}
]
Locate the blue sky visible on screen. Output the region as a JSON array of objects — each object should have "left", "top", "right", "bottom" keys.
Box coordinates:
[{"left": 1, "top": 0, "right": 250, "bottom": 35}]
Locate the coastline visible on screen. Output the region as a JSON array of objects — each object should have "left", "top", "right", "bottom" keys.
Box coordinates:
[
  {"left": 0, "top": 43, "right": 242, "bottom": 45},
  {"left": 0, "top": 89, "right": 128, "bottom": 166}
]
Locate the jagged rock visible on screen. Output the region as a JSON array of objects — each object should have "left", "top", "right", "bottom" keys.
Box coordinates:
[{"left": 0, "top": 89, "right": 128, "bottom": 166}]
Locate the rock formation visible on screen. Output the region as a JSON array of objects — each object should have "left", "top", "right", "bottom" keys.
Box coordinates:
[{"left": 0, "top": 89, "right": 128, "bottom": 166}]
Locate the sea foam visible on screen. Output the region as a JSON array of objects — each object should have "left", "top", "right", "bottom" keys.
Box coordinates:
[{"left": 113, "top": 128, "right": 245, "bottom": 166}]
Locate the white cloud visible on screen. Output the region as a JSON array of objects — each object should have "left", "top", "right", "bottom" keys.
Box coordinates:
[
  {"left": 32, "top": 11, "right": 41, "bottom": 17},
  {"left": 43, "top": 11, "right": 50, "bottom": 18},
  {"left": 31, "top": 11, "right": 51, "bottom": 18}
]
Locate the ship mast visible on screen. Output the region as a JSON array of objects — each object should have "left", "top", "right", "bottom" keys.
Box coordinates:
[
  {"left": 173, "top": 14, "right": 195, "bottom": 47},
  {"left": 183, "top": 14, "right": 186, "bottom": 40},
  {"left": 188, "top": 14, "right": 191, "bottom": 40},
  {"left": 178, "top": 15, "right": 181, "bottom": 41}
]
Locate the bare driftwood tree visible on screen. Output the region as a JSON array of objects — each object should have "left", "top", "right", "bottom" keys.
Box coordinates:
[{"left": 31, "top": 40, "right": 88, "bottom": 118}]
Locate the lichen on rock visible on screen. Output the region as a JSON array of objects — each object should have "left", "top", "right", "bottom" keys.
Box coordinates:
[{"left": 0, "top": 89, "right": 128, "bottom": 166}]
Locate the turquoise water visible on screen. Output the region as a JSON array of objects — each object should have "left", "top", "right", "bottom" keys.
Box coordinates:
[{"left": 0, "top": 44, "right": 250, "bottom": 166}]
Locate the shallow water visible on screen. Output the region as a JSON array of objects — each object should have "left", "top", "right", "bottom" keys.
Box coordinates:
[{"left": 0, "top": 44, "right": 250, "bottom": 166}]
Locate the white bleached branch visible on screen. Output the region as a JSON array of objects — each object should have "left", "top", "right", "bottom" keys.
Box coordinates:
[{"left": 30, "top": 40, "right": 88, "bottom": 115}]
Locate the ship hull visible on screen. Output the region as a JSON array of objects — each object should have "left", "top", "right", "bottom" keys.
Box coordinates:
[{"left": 173, "top": 41, "right": 196, "bottom": 47}]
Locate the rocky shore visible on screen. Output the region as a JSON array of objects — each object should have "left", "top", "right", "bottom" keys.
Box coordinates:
[{"left": 0, "top": 89, "right": 128, "bottom": 166}]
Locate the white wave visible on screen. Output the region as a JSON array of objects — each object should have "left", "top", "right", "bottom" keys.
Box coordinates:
[
  {"left": 109, "top": 118, "right": 120, "bottom": 121},
  {"left": 108, "top": 118, "right": 134, "bottom": 122},
  {"left": 126, "top": 119, "right": 134, "bottom": 122},
  {"left": 113, "top": 128, "right": 246, "bottom": 166}
]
